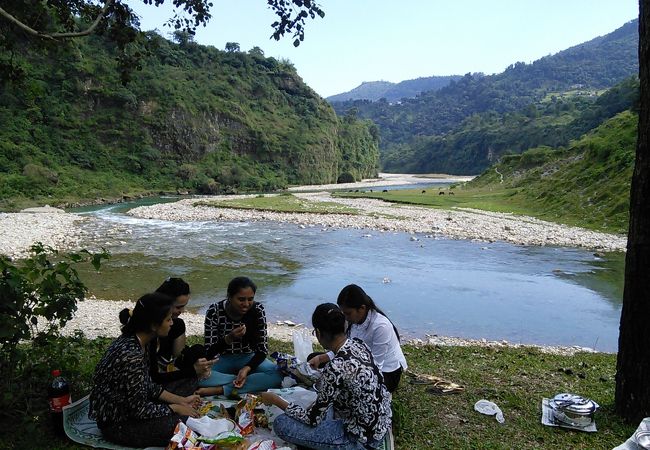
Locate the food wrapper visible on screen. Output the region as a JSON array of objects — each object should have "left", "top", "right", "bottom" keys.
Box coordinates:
[
  {"left": 235, "top": 394, "right": 260, "bottom": 435},
  {"left": 270, "top": 352, "right": 298, "bottom": 375},
  {"left": 247, "top": 440, "right": 277, "bottom": 450},
  {"left": 197, "top": 431, "right": 244, "bottom": 446},
  {"left": 290, "top": 362, "right": 322, "bottom": 387},
  {"left": 166, "top": 421, "right": 199, "bottom": 450}
]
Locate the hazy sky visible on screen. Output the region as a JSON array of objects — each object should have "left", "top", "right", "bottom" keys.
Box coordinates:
[{"left": 130, "top": 0, "right": 639, "bottom": 98}]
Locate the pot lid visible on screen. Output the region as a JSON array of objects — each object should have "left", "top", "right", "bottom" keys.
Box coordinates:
[{"left": 550, "top": 393, "right": 599, "bottom": 414}]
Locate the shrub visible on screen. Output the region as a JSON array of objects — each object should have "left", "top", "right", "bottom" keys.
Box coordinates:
[{"left": 337, "top": 172, "right": 355, "bottom": 183}]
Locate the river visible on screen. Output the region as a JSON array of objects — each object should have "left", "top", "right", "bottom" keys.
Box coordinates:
[{"left": 73, "top": 194, "right": 625, "bottom": 352}]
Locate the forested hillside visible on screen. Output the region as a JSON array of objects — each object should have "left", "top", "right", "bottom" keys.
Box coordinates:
[
  {"left": 469, "top": 110, "right": 637, "bottom": 233},
  {"left": 326, "top": 75, "right": 461, "bottom": 103},
  {"left": 331, "top": 20, "right": 638, "bottom": 174},
  {"left": 382, "top": 76, "right": 639, "bottom": 174},
  {"left": 0, "top": 32, "right": 379, "bottom": 210}
]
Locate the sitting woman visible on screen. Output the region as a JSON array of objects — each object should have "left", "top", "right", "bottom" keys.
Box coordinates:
[
  {"left": 260, "top": 303, "right": 391, "bottom": 450},
  {"left": 90, "top": 293, "right": 201, "bottom": 448},
  {"left": 309, "top": 284, "right": 407, "bottom": 392},
  {"left": 197, "top": 276, "right": 282, "bottom": 397},
  {"left": 152, "top": 277, "right": 214, "bottom": 383}
]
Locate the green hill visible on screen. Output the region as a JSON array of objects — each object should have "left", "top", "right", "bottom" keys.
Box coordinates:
[
  {"left": 326, "top": 75, "right": 461, "bottom": 102},
  {"left": 331, "top": 20, "right": 638, "bottom": 174},
  {"left": 469, "top": 110, "right": 637, "bottom": 233},
  {"left": 0, "top": 32, "right": 379, "bottom": 210}
]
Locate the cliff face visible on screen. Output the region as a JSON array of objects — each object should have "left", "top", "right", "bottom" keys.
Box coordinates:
[{"left": 0, "top": 32, "right": 379, "bottom": 208}]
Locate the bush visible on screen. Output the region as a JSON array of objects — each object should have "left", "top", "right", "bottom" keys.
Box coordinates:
[
  {"left": 337, "top": 172, "right": 355, "bottom": 183},
  {"left": 0, "top": 243, "right": 109, "bottom": 363},
  {"left": 23, "top": 163, "right": 59, "bottom": 184}
]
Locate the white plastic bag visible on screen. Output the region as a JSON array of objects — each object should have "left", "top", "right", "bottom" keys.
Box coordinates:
[
  {"left": 474, "top": 399, "right": 505, "bottom": 423},
  {"left": 186, "top": 416, "right": 235, "bottom": 437},
  {"left": 292, "top": 329, "right": 313, "bottom": 363}
]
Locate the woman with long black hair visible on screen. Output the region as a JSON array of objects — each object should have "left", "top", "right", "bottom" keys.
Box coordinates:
[
  {"left": 90, "top": 293, "right": 200, "bottom": 447},
  {"left": 309, "top": 284, "right": 407, "bottom": 392}
]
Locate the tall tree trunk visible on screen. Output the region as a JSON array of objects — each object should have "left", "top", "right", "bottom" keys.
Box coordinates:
[{"left": 615, "top": 0, "right": 650, "bottom": 422}]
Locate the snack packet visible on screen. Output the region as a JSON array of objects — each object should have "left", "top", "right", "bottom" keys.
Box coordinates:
[
  {"left": 166, "top": 421, "right": 199, "bottom": 450},
  {"left": 247, "top": 440, "right": 277, "bottom": 450},
  {"left": 197, "top": 431, "right": 244, "bottom": 446},
  {"left": 235, "top": 394, "right": 260, "bottom": 435}
]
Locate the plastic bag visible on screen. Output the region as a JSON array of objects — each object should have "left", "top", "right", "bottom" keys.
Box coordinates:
[
  {"left": 292, "top": 329, "right": 313, "bottom": 363},
  {"left": 474, "top": 399, "right": 505, "bottom": 423},
  {"left": 186, "top": 416, "right": 235, "bottom": 437}
]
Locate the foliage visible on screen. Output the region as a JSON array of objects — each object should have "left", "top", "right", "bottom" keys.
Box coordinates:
[
  {"left": 0, "top": 243, "right": 109, "bottom": 362},
  {"left": 0, "top": 0, "right": 324, "bottom": 83},
  {"left": 0, "top": 30, "right": 379, "bottom": 210},
  {"left": 381, "top": 77, "right": 638, "bottom": 175}
]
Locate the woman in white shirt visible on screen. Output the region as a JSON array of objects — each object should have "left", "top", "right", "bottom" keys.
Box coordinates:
[{"left": 309, "top": 284, "right": 407, "bottom": 392}]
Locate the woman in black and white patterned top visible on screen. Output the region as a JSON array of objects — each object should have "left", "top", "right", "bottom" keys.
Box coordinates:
[
  {"left": 89, "top": 293, "right": 201, "bottom": 448},
  {"left": 196, "top": 276, "right": 282, "bottom": 397},
  {"left": 260, "top": 303, "right": 391, "bottom": 449}
]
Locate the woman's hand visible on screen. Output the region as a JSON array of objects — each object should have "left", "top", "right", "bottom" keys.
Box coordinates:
[
  {"left": 182, "top": 394, "right": 201, "bottom": 409},
  {"left": 258, "top": 392, "right": 288, "bottom": 410},
  {"left": 194, "top": 357, "right": 217, "bottom": 380},
  {"left": 170, "top": 403, "right": 199, "bottom": 418},
  {"left": 308, "top": 353, "right": 329, "bottom": 369},
  {"left": 224, "top": 325, "right": 246, "bottom": 345},
  {"left": 233, "top": 365, "right": 251, "bottom": 388}
]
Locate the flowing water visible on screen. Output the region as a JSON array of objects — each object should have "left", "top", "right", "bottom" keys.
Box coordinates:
[{"left": 73, "top": 195, "right": 625, "bottom": 352}]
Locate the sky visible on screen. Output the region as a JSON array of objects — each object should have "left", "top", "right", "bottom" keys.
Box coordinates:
[{"left": 130, "top": 0, "right": 639, "bottom": 98}]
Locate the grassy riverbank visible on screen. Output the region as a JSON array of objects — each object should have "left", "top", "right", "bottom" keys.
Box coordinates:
[
  {"left": 334, "top": 184, "right": 624, "bottom": 235},
  {"left": 196, "top": 193, "right": 360, "bottom": 215},
  {"left": 3, "top": 335, "right": 635, "bottom": 450}
]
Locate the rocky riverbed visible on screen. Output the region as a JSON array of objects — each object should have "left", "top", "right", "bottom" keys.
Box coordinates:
[
  {"left": 0, "top": 209, "right": 88, "bottom": 260},
  {"left": 127, "top": 191, "right": 626, "bottom": 252}
]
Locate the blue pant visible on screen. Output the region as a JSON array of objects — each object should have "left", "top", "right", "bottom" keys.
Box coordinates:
[
  {"left": 197, "top": 353, "right": 282, "bottom": 396},
  {"left": 273, "top": 412, "right": 382, "bottom": 450}
]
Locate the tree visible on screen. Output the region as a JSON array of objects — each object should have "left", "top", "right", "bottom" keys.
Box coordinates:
[
  {"left": 225, "top": 42, "right": 240, "bottom": 53},
  {"left": 0, "top": 0, "right": 324, "bottom": 82},
  {"left": 615, "top": 0, "right": 650, "bottom": 422}
]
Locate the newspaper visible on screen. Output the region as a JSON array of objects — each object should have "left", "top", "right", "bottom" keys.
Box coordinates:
[{"left": 540, "top": 398, "right": 597, "bottom": 432}]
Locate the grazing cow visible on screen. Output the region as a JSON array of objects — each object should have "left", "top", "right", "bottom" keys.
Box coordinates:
[
  {"left": 421, "top": 190, "right": 426, "bottom": 194},
  {"left": 370, "top": 189, "right": 373, "bottom": 192},
  {"left": 382, "top": 189, "right": 388, "bottom": 193},
  {"left": 354, "top": 189, "right": 359, "bottom": 192},
  {"left": 438, "top": 191, "right": 445, "bottom": 195},
  {"left": 449, "top": 191, "right": 455, "bottom": 195}
]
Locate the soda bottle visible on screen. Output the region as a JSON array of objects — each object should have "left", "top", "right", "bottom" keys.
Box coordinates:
[{"left": 48, "top": 369, "right": 71, "bottom": 437}]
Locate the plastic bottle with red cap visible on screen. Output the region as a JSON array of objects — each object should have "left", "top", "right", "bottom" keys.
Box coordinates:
[{"left": 48, "top": 369, "right": 71, "bottom": 436}]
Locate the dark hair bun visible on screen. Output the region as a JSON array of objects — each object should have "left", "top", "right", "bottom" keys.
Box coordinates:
[{"left": 119, "top": 308, "right": 131, "bottom": 325}]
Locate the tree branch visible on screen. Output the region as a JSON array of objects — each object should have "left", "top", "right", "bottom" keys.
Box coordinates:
[{"left": 0, "top": 0, "right": 114, "bottom": 40}]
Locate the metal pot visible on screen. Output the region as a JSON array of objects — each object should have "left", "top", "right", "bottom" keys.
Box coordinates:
[{"left": 549, "top": 393, "right": 599, "bottom": 428}]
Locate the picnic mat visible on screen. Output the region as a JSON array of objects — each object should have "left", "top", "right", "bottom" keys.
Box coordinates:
[{"left": 64, "top": 388, "right": 393, "bottom": 450}]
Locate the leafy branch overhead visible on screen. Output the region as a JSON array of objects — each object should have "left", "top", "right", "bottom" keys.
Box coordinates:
[{"left": 0, "top": 0, "right": 324, "bottom": 82}]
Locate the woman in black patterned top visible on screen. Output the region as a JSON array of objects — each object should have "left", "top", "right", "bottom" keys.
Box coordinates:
[
  {"left": 89, "top": 293, "right": 201, "bottom": 448},
  {"left": 196, "top": 276, "right": 282, "bottom": 397},
  {"left": 260, "top": 303, "right": 391, "bottom": 449}
]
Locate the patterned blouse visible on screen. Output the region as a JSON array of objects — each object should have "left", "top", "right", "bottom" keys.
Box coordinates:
[
  {"left": 89, "top": 334, "right": 171, "bottom": 427},
  {"left": 284, "top": 338, "right": 392, "bottom": 445},
  {"left": 204, "top": 300, "right": 269, "bottom": 370}
]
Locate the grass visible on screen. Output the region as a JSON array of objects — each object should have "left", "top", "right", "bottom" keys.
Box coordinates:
[
  {"left": 195, "top": 193, "right": 360, "bottom": 215},
  {"left": 2, "top": 336, "right": 637, "bottom": 450}
]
